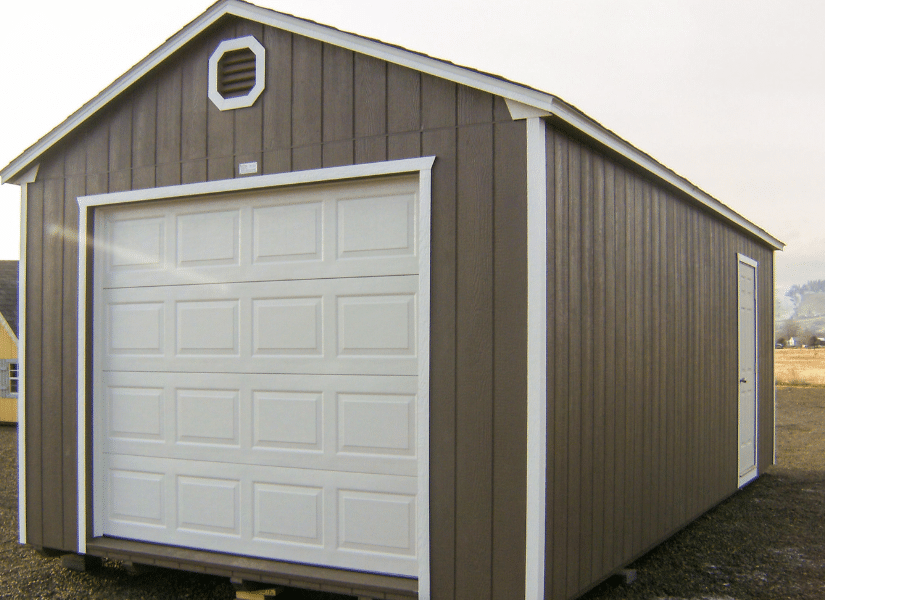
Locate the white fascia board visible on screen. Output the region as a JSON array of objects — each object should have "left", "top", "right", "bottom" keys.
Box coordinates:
[{"left": 505, "top": 98, "right": 551, "bottom": 120}]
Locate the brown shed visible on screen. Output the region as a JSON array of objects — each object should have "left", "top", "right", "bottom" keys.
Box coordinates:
[{"left": 0, "top": 1, "right": 783, "bottom": 599}]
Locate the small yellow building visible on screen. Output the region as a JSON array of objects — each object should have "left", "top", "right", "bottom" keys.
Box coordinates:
[{"left": 0, "top": 260, "right": 19, "bottom": 424}]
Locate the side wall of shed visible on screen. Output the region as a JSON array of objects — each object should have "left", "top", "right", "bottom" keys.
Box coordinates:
[
  {"left": 23, "top": 16, "right": 528, "bottom": 599},
  {"left": 543, "top": 126, "right": 775, "bottom": 600}
]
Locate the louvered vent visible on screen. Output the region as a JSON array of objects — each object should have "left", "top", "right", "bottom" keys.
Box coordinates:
[
  {"left": 208, "top": 36, "right": 266, "bottom": 111},
  {"left": 217, "top": 47, "right": 257, "bottom": 99}
]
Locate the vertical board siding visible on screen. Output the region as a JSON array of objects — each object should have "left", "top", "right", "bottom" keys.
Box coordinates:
[
  {"left": 544, "top": 126, "right": 776, "bottom": 600},
  {"left": 261, "top": 25, "right": 292, "bottom": 175},
  {"left": 24, "top": 17, "right": 528, "bottom": 600},
  {"left": 155, "top": 64, "right": 183, "bottom": 187},
  {"left": 181, "top": 36, "right": 209, "bottom": 184},
  {"left": 454, "top": 120, "right": 494, "bottom": 600},
  {"left": 131, "top": 81, "right": 158, "bottom": 190},
  {"left": 491, "top": 119, "right": 528, "bottom": 599},
  {"left": 40, "top": 157, "right": 65, "bottom": 551},
  {"left": 63, "top": 146, "right": 86, "bottom": 551},
  {"left": 233, "top": 20, "right": 265, "bottom": 173}
]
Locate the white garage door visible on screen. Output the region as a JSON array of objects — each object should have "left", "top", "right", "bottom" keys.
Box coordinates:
[{"left": 92, "top": 176, "right": 423, "bottom": 577}]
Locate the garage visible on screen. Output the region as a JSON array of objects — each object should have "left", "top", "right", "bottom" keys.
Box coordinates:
[
  {"left": 1, "top": 1, "right": 782, "bottom": 598},
  {"left": 90, "top": 173, "right": 429, "bottom": 578}
]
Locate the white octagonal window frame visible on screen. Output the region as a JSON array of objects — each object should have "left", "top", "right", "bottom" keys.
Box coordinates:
[{"left": 208, "top": 35, "right": 266, "bottom": 111}]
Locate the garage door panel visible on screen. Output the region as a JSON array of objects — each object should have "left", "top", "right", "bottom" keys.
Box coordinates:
[
  {"left": 97, "top": 177, "right": 419, "bottom": 289},
  {"left": 101, "top": 276, "right": 418, "bottom": 376},
  {"left": 253, "top": 298, "right": 323, "bottom": 355},
  {"left": 106, "top": 214, "right": 166, "bottom": 270},
  {"left": 337, "top": 193, "right": 416, "bottom": 258},
  {"left": 176, "top": 209, "right": 241, "bottom": 267},
  {"left": 176, "top": 300, "right": 240, "bottom": 356},
  {"left": 95, "top": 175, "right": 424, "bottom": 579},
  {"left": 102, "top": 454, "right": 418, "bottom": 576},
  {"left": 252, "top": 202, "right": 322, "bottom": 263},
  {"left": 101, "top": 372, "right": 418, "bottom": 477},
  {"left": 107, "top": 469, "right": 167, "bottom": 528},
  {"left": 107, "top": 386, "right": 165, "bottom": 442},
  {"left": 107, "top": 302, "right": 164, "bottom": 355}
]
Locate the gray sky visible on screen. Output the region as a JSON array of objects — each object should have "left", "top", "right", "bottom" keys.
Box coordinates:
[{"left": 0, "top": 0, "right": 824, "bottom": 296}]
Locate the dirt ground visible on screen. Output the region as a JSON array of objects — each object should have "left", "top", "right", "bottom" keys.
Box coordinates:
[{"left": 0, "top": 386, "right": 824, "bottom": 599}]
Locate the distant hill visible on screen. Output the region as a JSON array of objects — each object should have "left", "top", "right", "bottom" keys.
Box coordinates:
[
  {"left": 795, "top": 291, "right": 824, "bottom": 319},
  {"left": 775, "top": 280, "right": 824, "bottom": 341}
]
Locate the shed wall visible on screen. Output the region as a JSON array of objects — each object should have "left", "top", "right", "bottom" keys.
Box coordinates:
[
  {"left": 543, "top": 126, "right": 775, "bottom": 600},
  {"left": 23, "top": 16, "right": 528, "bottom": 599}
]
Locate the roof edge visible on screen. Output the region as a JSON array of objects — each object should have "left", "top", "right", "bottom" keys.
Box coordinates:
[{"left": 547, "top": 98, "right": 785, "bottom": 250}]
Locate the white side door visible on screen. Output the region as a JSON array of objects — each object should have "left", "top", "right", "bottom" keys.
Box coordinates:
[{"left": 737, "top": 253, "right": 758, "bottom": 487}]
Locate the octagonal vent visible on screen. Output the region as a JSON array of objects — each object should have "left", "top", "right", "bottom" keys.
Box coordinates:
[
  {"left": 208, "top": 35, "right": 265, "bottom": 111},
  {"left": 218, "top": 47, "right": 257, "bottom": 98}
]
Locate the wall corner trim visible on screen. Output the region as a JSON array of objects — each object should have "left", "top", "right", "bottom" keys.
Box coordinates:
[
  {"left": 525, "top": 116, "right": 548, "bottom": 600},
  {"left": 17, "top": 173, "right": 30, "bottom": 544}
]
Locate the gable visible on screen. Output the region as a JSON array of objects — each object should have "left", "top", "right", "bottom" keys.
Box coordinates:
[
  {"left": 1, "top": 0, "right": 782, "bottom": 249},
  {"left": 28, "top": 13, "right": 503, "bottom": 194}
]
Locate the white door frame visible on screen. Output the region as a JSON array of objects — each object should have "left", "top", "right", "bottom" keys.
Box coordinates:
[
  {"left": 77, "top": 157, "right": 434, "bottom": 597},
  {"left": 737, "top": 253, "right": 759, "bottom": 487}
]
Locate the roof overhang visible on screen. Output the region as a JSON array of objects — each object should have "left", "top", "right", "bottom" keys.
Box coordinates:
[{"left": 0, "top": 0, "right": 784, "bottom": 250}]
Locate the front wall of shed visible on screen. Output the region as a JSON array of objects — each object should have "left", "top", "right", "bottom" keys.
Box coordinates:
[
  {"left": 24, "top": 16, "right": 527, "bottom": 599},
  {"left": 543, "top": 126, "right": 775, "bottom": 600}
]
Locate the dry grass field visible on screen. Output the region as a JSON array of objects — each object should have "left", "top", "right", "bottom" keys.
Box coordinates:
[{"left": 775, "top": 348, "right": 825, "bottom": 386}]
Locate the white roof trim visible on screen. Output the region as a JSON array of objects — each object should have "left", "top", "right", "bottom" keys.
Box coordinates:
[
  {"left": 505, "top": 98, "right": 551, "bottom": 120},
  {"left": 0, "top": 0, "right": 783, "bottom": 249},
  {"left": 7, "top": 163, "right": 39, "bottom": 186}
]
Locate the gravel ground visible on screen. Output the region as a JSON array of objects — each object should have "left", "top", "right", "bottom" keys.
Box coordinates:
[{"left": 0, "top": 386, "right": 824, "bottom": 599}]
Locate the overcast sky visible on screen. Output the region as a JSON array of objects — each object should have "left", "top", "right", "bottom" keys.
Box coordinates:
[{"left": 0, "top": 0, "right": 824, "bottom": 296}]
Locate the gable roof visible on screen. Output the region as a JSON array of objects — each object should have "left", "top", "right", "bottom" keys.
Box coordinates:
[
  {"left": 0, "top": 260, "right": 18, "bottom": 338},
  {"left": 0, "top": 0, "right": 783, "bottom": 250}
]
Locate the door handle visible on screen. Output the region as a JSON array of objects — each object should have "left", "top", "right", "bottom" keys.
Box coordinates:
[{"left": 739, "top": 378, "right": 747, "bottom": 383}]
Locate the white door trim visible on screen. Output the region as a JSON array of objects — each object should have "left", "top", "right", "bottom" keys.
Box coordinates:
[
  {"left": 77, "top": 158, "right": 434, "bottom": 597},
  {"left": 737, "top": 252, "right": 759, "bottom": 488}
]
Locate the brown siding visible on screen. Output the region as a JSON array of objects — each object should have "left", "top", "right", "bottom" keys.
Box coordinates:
[
  {"left": 544, "top": 126, "right": 776, "bottom": 600},
  {"left": 23, "top": 16, "right": 528, "bottom": 600}
]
